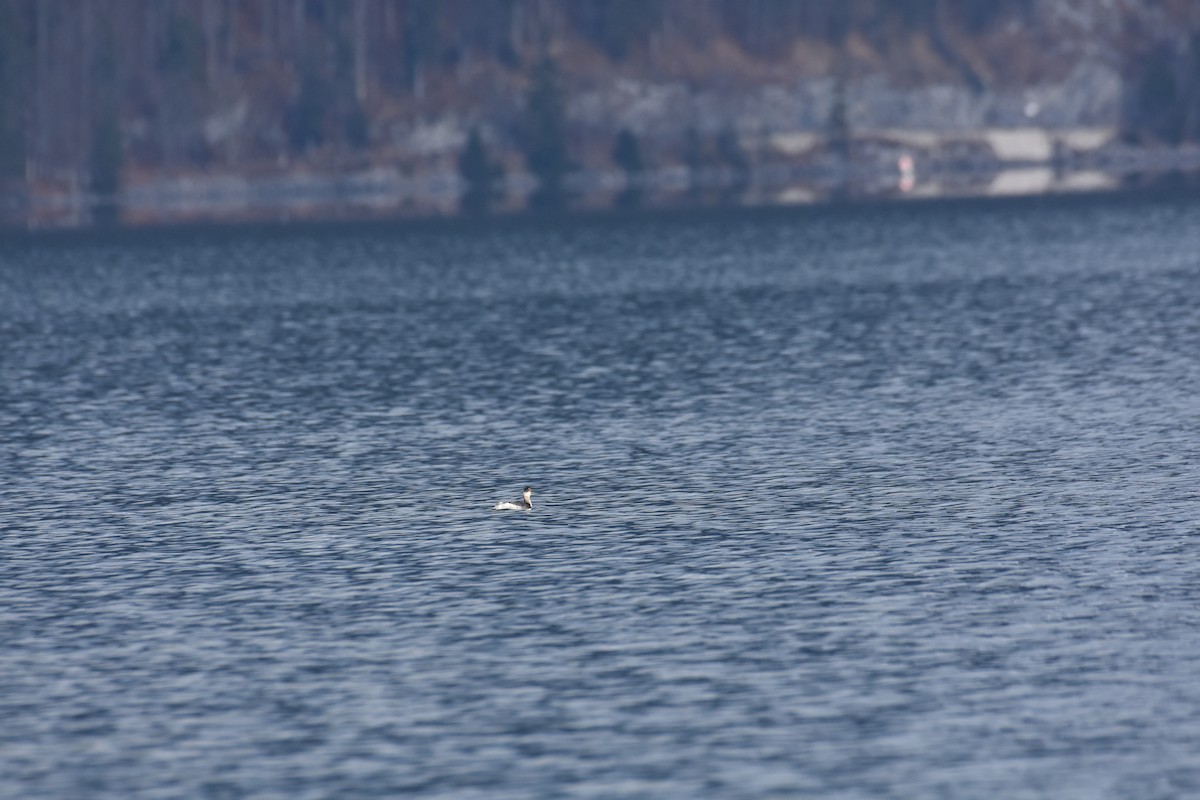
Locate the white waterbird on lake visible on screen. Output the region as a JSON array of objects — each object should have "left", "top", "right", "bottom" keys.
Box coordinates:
[{"left": 493, "top": 486, "right": 533, "bottom": 511}]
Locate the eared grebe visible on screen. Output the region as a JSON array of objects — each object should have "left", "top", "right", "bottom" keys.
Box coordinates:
[{"left": 493, "top": 486, "right": 533, "bottom": 511}]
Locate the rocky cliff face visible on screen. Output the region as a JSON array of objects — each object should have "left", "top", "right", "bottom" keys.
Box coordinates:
[{"left": 564, "top": 58, "right": 1124, "bottom": 143}]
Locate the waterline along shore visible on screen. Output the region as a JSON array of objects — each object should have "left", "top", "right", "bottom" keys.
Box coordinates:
[{"left": 6, "top": 134, "right": 1200, "bottom": 231}]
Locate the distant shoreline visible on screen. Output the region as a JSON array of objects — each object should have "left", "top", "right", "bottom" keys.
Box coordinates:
[
  {"left": 4, "top": 177, "right": 1199, "bottom": 249},
  {"left": 4, "top": 144, "right": 1200, "bottom": 236}
]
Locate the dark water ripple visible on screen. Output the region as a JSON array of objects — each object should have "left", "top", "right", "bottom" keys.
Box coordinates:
[{"left": 4, "top": 199, "right": 1200, "bottom": 798}]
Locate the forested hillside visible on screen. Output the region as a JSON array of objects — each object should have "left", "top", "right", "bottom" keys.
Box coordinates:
[{"left": 1, "top": 0, "right": 1199, "bottom": 218}]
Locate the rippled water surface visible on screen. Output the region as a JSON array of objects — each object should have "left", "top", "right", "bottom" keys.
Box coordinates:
[{"left": 4, "top": 198, "right": 1200, "bottom": 798}]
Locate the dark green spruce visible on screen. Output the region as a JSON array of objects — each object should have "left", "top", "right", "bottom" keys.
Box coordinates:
[{"left": 459, "top": 127, "right": 504, "bottom": 215}]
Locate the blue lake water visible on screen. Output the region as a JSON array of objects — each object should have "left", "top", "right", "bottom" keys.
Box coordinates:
[{"left": 3, "top": 197, "right": 1200, "bottom": 798}]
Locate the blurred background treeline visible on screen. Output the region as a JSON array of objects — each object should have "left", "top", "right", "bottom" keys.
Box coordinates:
[{"left": 3, "top": 0, "right": 1200, "bottom": 227}]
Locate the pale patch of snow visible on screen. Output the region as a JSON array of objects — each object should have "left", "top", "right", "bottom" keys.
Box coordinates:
[
  {"left": 204, "top": 102, "right": 248, "bottom": 145},
  {"left": 398, "top": 118, "right": 467, "bottom": 157}
]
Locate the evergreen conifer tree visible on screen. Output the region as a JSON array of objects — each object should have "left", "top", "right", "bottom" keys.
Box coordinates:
[
  {"left": 0, "top": 1, "right": 30, "bottom": 182},
  {"left": 523, "top": 56, "right": 570, "bottom": 211},
  {"left": 613, "top": 128, "right": 643, "bottom": 174},
  {"left": 828, "top": 72, "right": 851, "bottom": 161},
  {"left": 459, "top": 127, "right": 503, "bottom": 215},
  {"left": 716, "top": 126, "right": 748, "bottom": 176},
  {"left": 289, "top": 69, "right": 328, "bottom": 151},
  {"left": 90, "top": 111, "right": 121, "bottom": 198},
  {"left": 612, "top": 128, "right": 643, "bottom": 209}
]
